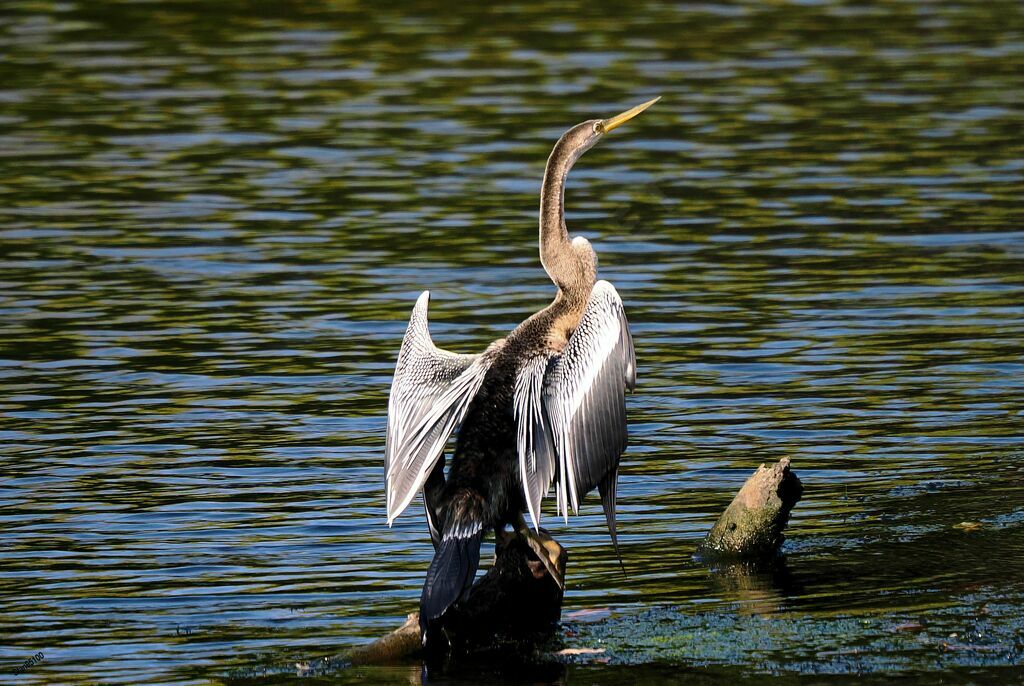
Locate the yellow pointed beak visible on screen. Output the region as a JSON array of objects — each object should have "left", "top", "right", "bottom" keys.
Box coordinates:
[{"left": 600, "top": 96, "right": 661, "bottom": 134}]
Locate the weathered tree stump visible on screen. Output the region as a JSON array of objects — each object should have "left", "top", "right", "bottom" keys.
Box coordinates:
[
  {"left": 345, "top": 531, "right": 566, "bottom": 664},
  {"left": 699, "top": 458, "right": 803, "bottom": 559},
  {"left": 437, "top": 531, "right": 565, "bottom": 647}
]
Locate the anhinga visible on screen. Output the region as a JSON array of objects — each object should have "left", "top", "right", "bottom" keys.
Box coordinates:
[{"left": 384, "top": 97, "right": 658, "bottom": 646}]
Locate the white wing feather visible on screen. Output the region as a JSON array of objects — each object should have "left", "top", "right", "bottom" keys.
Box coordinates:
[
  {"left": 515, "top": 280, "right": 635, "bottom": 531},
  {"left": 385, "top": 291, "right": 492, "bottom": 525}
]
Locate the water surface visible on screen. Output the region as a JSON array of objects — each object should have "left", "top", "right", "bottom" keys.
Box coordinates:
[{"left": 1, "top": 0, "right": 1023, "bottom": 683}]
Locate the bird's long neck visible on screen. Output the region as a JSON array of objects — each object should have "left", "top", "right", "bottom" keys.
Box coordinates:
[{"left": 539, "top": 142, "right": 586, "bottom": 303}]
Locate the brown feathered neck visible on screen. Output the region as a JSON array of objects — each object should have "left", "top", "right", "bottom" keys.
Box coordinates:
[{"left": 538, "top": 127, "right": 597, "bottom": 307}]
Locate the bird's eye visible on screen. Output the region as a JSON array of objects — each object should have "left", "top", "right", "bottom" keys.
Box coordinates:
[{"left": 593, "top": 121, "right": 604, "bottom": 134}]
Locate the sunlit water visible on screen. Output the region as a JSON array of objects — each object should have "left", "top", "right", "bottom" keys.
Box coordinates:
[{"left": 1, "top": 0, "right": 1023, "bottom": 683}]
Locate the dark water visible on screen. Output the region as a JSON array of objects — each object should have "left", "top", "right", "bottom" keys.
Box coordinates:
[{"left": 2, "top": 0, "right": 1023, "bottom": 683}]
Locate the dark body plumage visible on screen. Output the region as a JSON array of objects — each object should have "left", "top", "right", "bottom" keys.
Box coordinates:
[
  {"left": 419, "top": 301, "right": 581, "bottom": 639},
  {"left": 384, "top": 99, "right": 656, "bottom": 648},
  {"left": 440, "top": 301, "right": 579, "bottom": 529}
]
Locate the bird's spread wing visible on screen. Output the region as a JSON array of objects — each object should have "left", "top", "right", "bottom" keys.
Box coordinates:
[
  {"left": 385, "top": 291, "right": 492, "bottom": 525},
  {"left": 514, "top": 354, "right": 559, "bottom": 529},
  {"left": 515, "top": 280, "right": 636, "bottom": 545}
]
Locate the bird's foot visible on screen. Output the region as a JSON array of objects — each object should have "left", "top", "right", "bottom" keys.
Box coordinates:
[{"left": 515, "top": 523, "right": 566, "bottom": 590}]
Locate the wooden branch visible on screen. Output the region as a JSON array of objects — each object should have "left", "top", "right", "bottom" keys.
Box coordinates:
[{"left": 346, "top": 613, "right": 421, "bottom": 666}]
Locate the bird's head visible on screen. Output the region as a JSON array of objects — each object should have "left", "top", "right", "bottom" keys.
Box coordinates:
[
  {"left": 540, "top": 96, "right": 660, "bottom": 298},
  {"left": 551, "top": 96, "right": 661, "bottom": 167}
]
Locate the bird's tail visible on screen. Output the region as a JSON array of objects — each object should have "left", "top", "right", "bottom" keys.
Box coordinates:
[
  {"left": 599, "top": 468, "right": 627, "bottom": 578},
  {"left": 419, "top": 521, "right": 484, "bottom": 646}
]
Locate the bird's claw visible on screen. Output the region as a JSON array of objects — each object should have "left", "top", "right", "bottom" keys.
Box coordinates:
[{"left": 518, "top": 526, "right": 565, "bottom": 590}]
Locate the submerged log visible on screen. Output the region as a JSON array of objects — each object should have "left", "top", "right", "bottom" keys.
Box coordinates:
[
  {"left": 699, "top": 458, "right": 803, "bottom": 559},
  {"left": 346, "top": 531, "right": 566, "bottom": 664}
]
